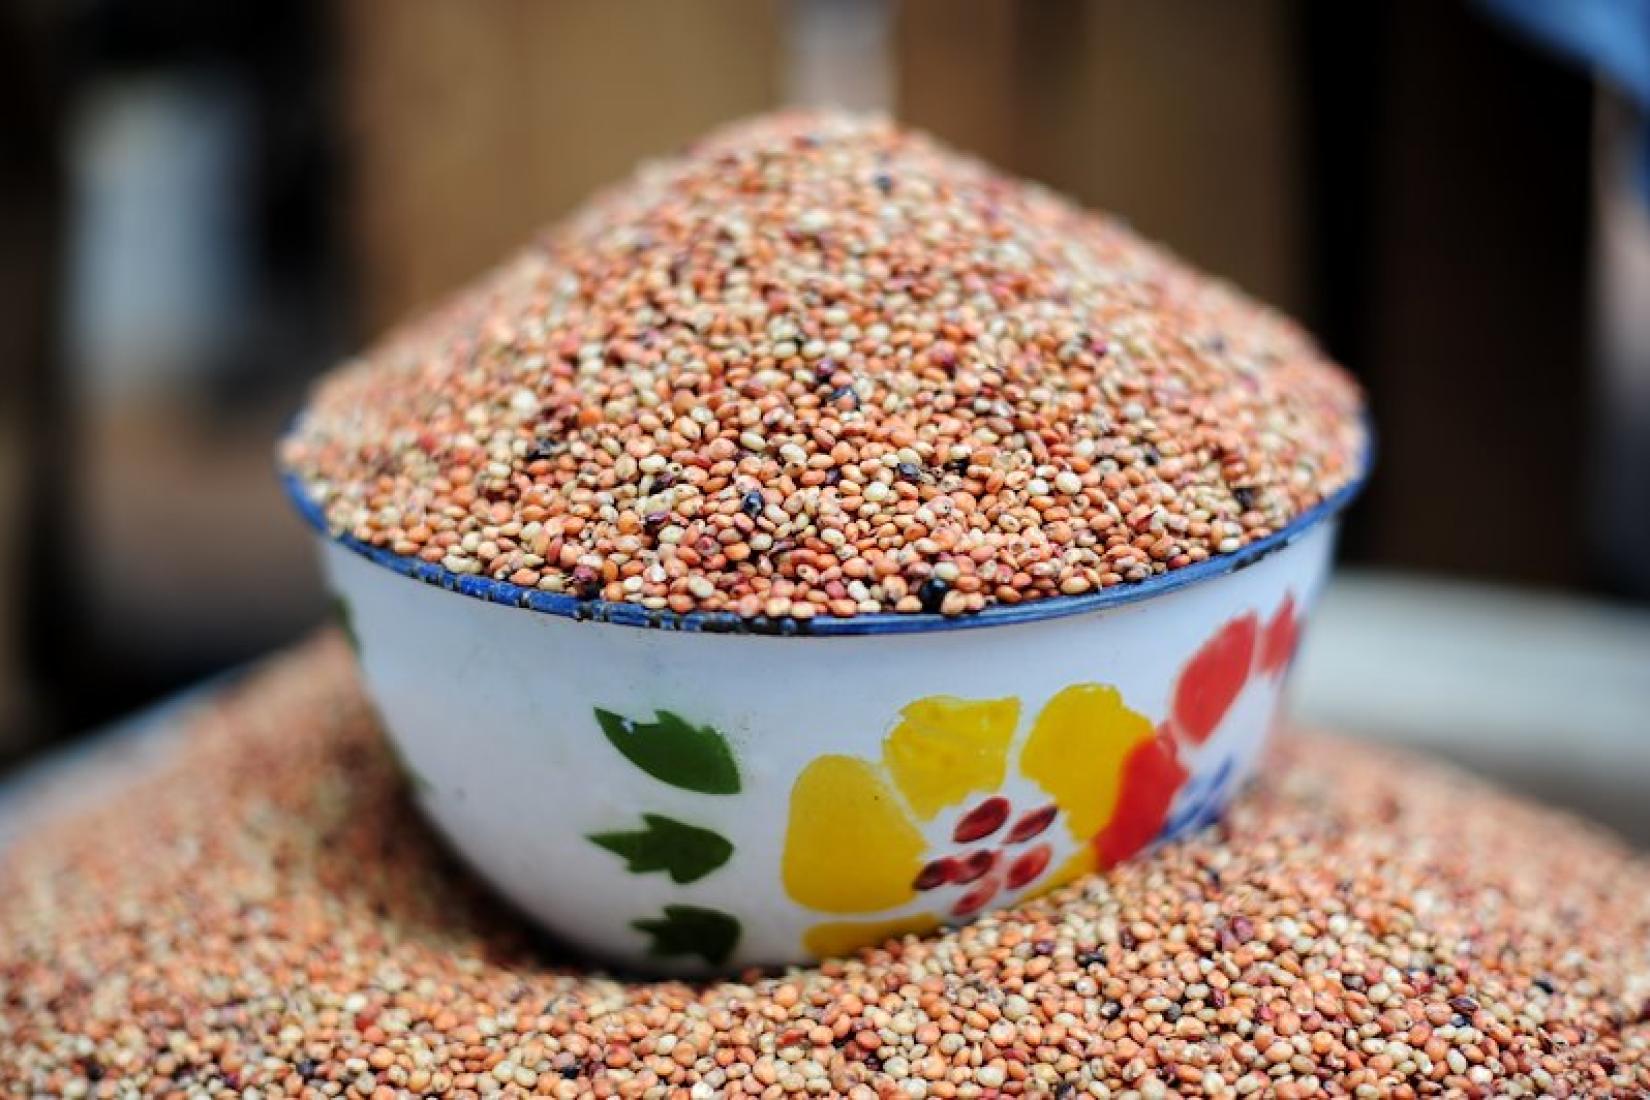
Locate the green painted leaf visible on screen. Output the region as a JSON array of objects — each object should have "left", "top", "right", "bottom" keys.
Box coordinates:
[
  {"left": 594, "top": 708, "right": 740, "bottom": 794},
  {"left": 632, "top": 905, "right": 741, "bottom": 966},
  {"left": 331, "top": 595, "right": 360, "bottom": 654},
  {"left": 589, "top": 814, "right": 733, "bottom": 883}
]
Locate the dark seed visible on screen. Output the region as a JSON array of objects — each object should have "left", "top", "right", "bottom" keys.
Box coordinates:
[
  {"left": 918, "top": 576, "right": 950, "bottom": 613},
  {"left": 741, "top": 490, "right": 765, "bottom": 519},
  {"left": 572, "top": 566, "right": 601, "bottom": 599}
]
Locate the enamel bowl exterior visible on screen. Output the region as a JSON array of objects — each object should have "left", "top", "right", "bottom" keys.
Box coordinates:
[{"left": 316, "top": 517, "right": 1337, "bottom": 974}]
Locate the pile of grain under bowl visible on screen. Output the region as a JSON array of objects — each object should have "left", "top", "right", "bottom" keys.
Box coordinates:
[
  {"left": 281, "top": 111, "right": 1364, "bottom": 622},
  {"left": 3, "top": 636, "right": 1646, "bottom": 1098}
]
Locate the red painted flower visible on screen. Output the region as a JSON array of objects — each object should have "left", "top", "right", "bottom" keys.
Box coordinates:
[
  {"left": 1093, "top": 728, "right": 1189, "bottom": 869},
  {"left": 1258, "top": 594, "right": 1300, "bottom": 676},
  {"left": 785, "top": 591, "right": 1304, "bottom": 957},
  {"left": 1170, "top": 614, "right": 1258, "bottom": 745},
  {"left": 1097, "top": 590, "right": 1305, "bottom": 867}
]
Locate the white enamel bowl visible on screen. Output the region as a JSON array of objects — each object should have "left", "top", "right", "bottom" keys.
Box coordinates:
[{"left": 287, "top": 470, "right": 1364, "bottom": 974}]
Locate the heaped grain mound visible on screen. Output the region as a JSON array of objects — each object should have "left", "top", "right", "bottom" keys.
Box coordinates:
[
  {"left": 4, "top": 637, "right": 1646, "bottom": 1097},
  {"left": 282, "top": 112, "right": 1364, "bottom": 622}
]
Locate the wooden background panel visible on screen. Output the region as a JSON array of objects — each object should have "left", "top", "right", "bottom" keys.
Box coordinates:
[
  {"left": 337, "top": 0, "right": 782, "bottom": 333},
  {"left": 899, "top": 0, "right": 1306, "bottom": 315},
  {"left": 1351, "top": 1, "right": 1589, "bottom": 585},
  {"left": 896, "top": 2, "right": 1020, "bottom": 169}
]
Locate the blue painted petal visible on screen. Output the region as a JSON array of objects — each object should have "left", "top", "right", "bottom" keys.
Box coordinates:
[{"left": 1161, "top": 756, "right": 1237, "bottom": 842}]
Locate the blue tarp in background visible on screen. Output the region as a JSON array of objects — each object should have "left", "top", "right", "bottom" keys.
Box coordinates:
[{"left": 1478, "top": 0, "right": 1650, "bottom": 201}]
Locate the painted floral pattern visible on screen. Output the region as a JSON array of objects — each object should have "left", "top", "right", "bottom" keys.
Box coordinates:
[
  {"left": 587, "top": 705, "right": 745, "bottom": 965},
  {"left": 783, "top": 593, "right": 1303, "bottom": 958},
  {"left": 1158, "top": 594, "right": 1301, "bottom": 838}
]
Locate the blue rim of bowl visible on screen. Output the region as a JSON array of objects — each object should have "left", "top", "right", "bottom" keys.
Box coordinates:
[{"left": 281, "top": 424, "right": 1372, "bottom": 637}]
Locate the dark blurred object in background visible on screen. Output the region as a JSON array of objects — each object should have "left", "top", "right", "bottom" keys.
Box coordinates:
[
  {"left": 1, "top": 0, "right": 1645, "bottom": 774},
  {"left": 3, "top": 2, "right": 346, "bottom": 764},
  {"left": 1467, "top": 0, "right": 1650, "bottom": 605}
]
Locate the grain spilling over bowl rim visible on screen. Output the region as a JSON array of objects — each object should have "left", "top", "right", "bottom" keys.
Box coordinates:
[
  {"left": 280, "top": 436, "right": 1368, "bottom": 636},
  {"left": 282, "top": 111, "right": 1368, "bottom": 626}
]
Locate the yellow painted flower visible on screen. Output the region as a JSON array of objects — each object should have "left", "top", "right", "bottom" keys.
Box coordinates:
[{"left": 782, "top": 683, "right": 1177, "bottom": 958}]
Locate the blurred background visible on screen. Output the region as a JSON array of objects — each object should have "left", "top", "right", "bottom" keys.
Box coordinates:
[{"left": 2, "top": 2, "right": 1646, "bottom": 836}]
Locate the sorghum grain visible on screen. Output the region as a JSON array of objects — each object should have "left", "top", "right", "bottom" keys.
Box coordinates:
[
  {"left": 282, "top": 112, "right": 1365, "bottom": 621},
  {"left": 3, "top": 636, "right": 1644, "bottom": 1097}
]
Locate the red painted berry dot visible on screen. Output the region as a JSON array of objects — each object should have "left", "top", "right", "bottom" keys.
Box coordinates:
[
  {"left": 1006, "top": 803, "right": 1058, "bottom": 844},
  {"left": 951, "top": 875, "right": 1001, "bottom": 918},
  {"left": 951, "top": 848, "right": 996, "bottom": 885},
  {"left": 912, "top": 857, "right": 956, "bottom": 891},
  {"left": 953, "top": 796, "right": 1011, "bottom": 843},
  {"left": 1006, "top": 844, "right": 1053, "bottom": 889}
]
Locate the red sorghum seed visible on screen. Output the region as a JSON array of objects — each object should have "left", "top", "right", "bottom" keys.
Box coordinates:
[{"left": 281, "top": 111, "right": 1366, "bottom": 622}]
